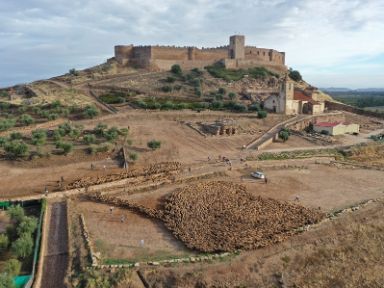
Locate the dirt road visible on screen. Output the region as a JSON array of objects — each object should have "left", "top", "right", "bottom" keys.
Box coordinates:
[{"left": 41, "top": 201, "right": 68, "bottom": 288}]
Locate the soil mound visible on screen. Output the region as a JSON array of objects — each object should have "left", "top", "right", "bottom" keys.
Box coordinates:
[{"left": 162, "top": 181, "right": 323, "bottom": 252}]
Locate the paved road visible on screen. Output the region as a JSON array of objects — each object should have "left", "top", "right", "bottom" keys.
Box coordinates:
[{"left": 41, "top": 202, "right": 68, "bottom": 288}]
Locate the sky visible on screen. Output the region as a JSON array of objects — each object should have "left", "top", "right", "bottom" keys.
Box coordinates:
[{"left": 0, "top": 0, "right": 383, "bottom": 89}]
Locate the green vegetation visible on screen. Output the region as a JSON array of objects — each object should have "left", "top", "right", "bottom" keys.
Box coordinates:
[
  {"left": 99, "top": 91, "right": 135, "bottom": 104},
  {"left": 0, "top": 234, "right": 9, "bottom": 252},
  {"left": 206, "top": 63, "right": 278, "bottom": 81},
  {"left": 0, "top": 118, "right": 16, "bottom": 131},
  {"left": 171, "top": 64, "right": 182, "bottom": 75},
  {"left": 328, "top": 91, "right": 384, "bottom": 109},
  {"left": 0, "top": 91, "right": 9, "bottom": 98},
  {"left": 19, "top": 114, "right": 34, "bottom": 126},
  {"left": 31, "top": 129, "right": 47, "bottom": 146},
  {"left": 165, "top": 76, "right": 176, "bottom": 83},
  {"left": 161, "top": 85, "right": 173, "bottom": 93},
  {"left": 253, "top": 148, "right": 342, "bottom": 161},
  {"left": 279, "top": 128, "right": 290, "bottom": 142},
  {"left": 289, "top": 68, "right": 302, "bottom": 82},
  {"left": 69, "top": 68, "right": 79, "bottom": 76},
  {"left": 83, "top": 134, "right": 96, "bottom": 144},
  {"left": 147, "top": 140, "right": 161, "bottom": 150},
  {"left": 257, "top": 110, "right": 268, "bottom": 119},
  {"left": 370, "top": 133, "right": 384, "bottom": 142},
  {"left": 4, "top": 140, "right": 29, "bottom": 158},
  {"left": 83, "top": 105, "right": 100, "bottom": 119},
  {"left": 228, "top": 92, "right": 236, "bottom": 100},
  {"left": 55, "top": 141, "right": 73, "bottom": 155}
]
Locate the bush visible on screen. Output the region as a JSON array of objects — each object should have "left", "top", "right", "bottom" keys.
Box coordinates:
[
  {"left": 69, "top": 128, "right": 81, "bottom": 140},
  {"left": 289, "top": 68, "right": 302, "bottom": 82},
  {"left": 0, "top": 234, "right": 9, "bottom": 252},
  {"left": 194, "top": 87, "right": 202, "bottom": 97},
  {"left": 257, "top": 110, "right": 268, "bottom": 119},
  {"left": 165, "top": 76, "right": 176, "bottom": 83},
  {"left": 99, "top": 94, "right": 125, "bottom": 104},
  {"left": 228, "top": 92, "right": 236, "bottom": 100},
  {"left": 191, "top": 68, "right": 203, "bottom": 76},
  {"left": 129, "top": 152, "right": 138, "bottom": 161},
  {"left": 161, "top": 101, "right": 175, "bottom": 110},
  {"left": 279, "top": 128, "right": 290, "bottom": 142},
  {"left": 31, "top": 129, "right": 47, "bottom": 146},
  {"left": 210, "top": 101, "right": 224, "bottom": 110},
  {"left": 171, "top": 64, "right": 182, "bottom": 75},
  {"left": 248, "top": 103, "right": 261, "bottom": 111},
  {"left": 0, "top": 91, "right": 9, "bottom": 98},
  {"left": 0, "top": 274, "right": 15, "bottom": 288},
  {"left": 225, "top": 102, "right": 247, "bottom": 112},
  {"left": 147, "top": 140, "right": 161, "bottom": 150},
  {"left": 4, "top": 140, "right": 29, "bottom": 158},
  {"left": 56, "top": 141, "right": 73, "bottom": 155},
  {"left": 83, "top": 134, "right": 96, "bottom": 144},
  {"left": 161, "top": 85, "right": 172, "bottom": 93},
  {"left": 83, "top": 105, "right": 99, "bottom": 119},
  {"left": 19, "top": 114, "right": 34, "bottom": 126},
  {"left": 218, "top": 87, "right": 226, "bottom": 95},
  {"left": 11, "top": 233, "right": 34, "bottom": 259},
  {"left": 4, "top": 259, "right": 21, "bottom": 276},
  {"left": 9, "top": 132, "right": 22, "bottom": 140},
  {"left": 69, "top": 68, "right": 79, "bottom": 76},
  {"left": 104, "top": 127, "right": 119, "bottom": 141},
  {"left": 0, "top": 118, "right": 16, "bottom": 131},
  {"left": 48, "top": 113, "right": 59, "bottom": 120}
]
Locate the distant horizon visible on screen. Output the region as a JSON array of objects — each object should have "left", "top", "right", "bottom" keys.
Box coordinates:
[{"left": 1, "top": 0, "right": 383, "bottom": 89}]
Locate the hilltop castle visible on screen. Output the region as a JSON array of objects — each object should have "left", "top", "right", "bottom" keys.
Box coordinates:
[{"left": 114, "top": 35, "right": 287, "bottom": 73}]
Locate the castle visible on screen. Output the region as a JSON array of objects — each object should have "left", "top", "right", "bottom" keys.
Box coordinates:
[{"left": 114, "top": 35, "right": 287, "bottom": 73}]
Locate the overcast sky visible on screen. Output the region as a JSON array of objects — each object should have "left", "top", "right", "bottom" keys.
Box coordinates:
[{"left": 1, "top": 0, "right": 383, "bottom": 88}]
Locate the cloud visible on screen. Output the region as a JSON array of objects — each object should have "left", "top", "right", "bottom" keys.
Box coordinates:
[{"left": 0, "top": 0, "right": 383, "bottom": 88}]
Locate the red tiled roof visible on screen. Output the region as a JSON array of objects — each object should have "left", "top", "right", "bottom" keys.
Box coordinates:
[
  {"left": 314, "top": 122, "right": 341, "bottom": 127},
  {"left": 293, "top": 90, "right": 319, "bottom": 105}
]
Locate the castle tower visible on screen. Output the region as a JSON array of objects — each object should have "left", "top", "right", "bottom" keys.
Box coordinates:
[
  {"left": 279, "top": 78, "right": 295, "bottom": 114},
  {"left": 229, "top": 35, "right": 245, "bottom": 59}
]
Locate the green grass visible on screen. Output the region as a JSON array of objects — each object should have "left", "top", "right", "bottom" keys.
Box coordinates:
[{"left": 206, "top": 64, "right": 278, "bottom": 81}]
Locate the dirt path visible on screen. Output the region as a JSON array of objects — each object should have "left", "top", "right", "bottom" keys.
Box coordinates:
[{"left": 41, "top": 201, "right": 68, "bottom": 288}]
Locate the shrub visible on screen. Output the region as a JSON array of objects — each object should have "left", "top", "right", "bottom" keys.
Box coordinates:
[
  {"left": 69, "top": 128, "right": 81, "bottom": 140},
  {"left": 83, "top": 134, "right": 96, "bottom": 144},
  {"left": 9, "top": 132, "right": 22, "bottom": 140},
  {"left": 96, "top": 144, "right": 112, "bottom": 153},
  {"left": 83, "top": 105, "right": 99, "bottom": 119},
  {"left": 171, "top": 64, "right": 182, "bottom": 75},
  {"left": 225, "top": 102, "right": 247, "bottom": 112},
  {"left": 228, "top": 92, "right": 236, "bottom": 100},
  {"left": 0, "top": 274, "right": 14, "bottom": 288},
  {"left": 19, "top": 114, "right": 34, "bottom": 126},
  {"left": 58, "top": 122, "right": 72, "bottom": 136},
  {"left": 210, "top": 101, "right": 224, "bottom": 110},
  {"left": 51, "top": 100, "right": 62, "bottom": 108},
  {"left": 160, "top": 101, "right": 175, "bottom": 110},
  {"left": 218, "top": 87, "right": 226, "bottom": 95},
  {"left": 279, "top": 128, "right": 290, "bottom": 142},
  {"left": 4, "top": 259, "right": 21, "bottom": 276},
  {"left": 194, "top": 87, "right": 202, "bottom": 97},
  {"left": 69, "top": 68, "right": 79, "bottom": 76},
  {"left": 48, "top": 113, "right": 59, "bottom": 120},
  {"left": 0, "top": 91, "right": 9, "bottom": 98},
  {"left": 18, "top": 106, "right": 28, "bottom": 113},
  {"left": 0, "top": 137, "right": 7, "bottom": 147},
  {"left": 56, "top": 141, "right": 73, "bottom": 155},
  {"left": 191, "top": 68, "right": 203, "bottom": 76},
  {"left": 161, "top": 85, "right": 172, "bottom": 93},
  {"left": 94, "top": 123, "right": 108, "bottom": 136},
  {"left": 147, "top": 140, "right": 161, "bottom": 150},
  {"left": 4, "top": 140, "right": 29, "bottom": 158},
  {"left": 118, "top": 128, "right": 129, "bottom": 137},
  {"left": 248, "top": 103, "right": 261, "bottom": 111},
  {"left": 129, "top": 152, "right": 138, "bottom": 161},
  {"left": 16, "top": 216, "right": 37, "bottom": 236},
  {"left": 0, "top": 234, "right": 9, "bottom": 252},
  {"left": 165, "top": 76, "right": 176, "bottom": 83},
  {"left": 104, "top": 127, "right": 119, "bottom": 141},
  {"left": 0, "top": 118, "right": 16, "bottom": 131},
  {"left": 99, "top": 94, "right": 125, "bottom": 104},
  {"left": 257, "top": 110, "right": 268, "bottom": 119},
  {"left": 289, "top": 68, "right": 302, "bottom": 82},
  {"left": 31, "top": 129, "right": 47, "bottom": 146},
  {"left": 11, "top": 233, "right": 34, "bottom": 259},
  {"left": 191, "top": 78, "right": 201, "bottom": 87}
]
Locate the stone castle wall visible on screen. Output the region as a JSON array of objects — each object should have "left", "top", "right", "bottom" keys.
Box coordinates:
[{"left": 114, "top": 36, "right": 286, "bottom": 71}]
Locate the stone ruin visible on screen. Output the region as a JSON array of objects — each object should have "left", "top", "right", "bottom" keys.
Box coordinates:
[{"left": 200, "top": 118, "right": 237, "bottom": 136}]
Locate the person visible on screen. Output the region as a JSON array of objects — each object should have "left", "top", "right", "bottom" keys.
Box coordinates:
[
  {"left": 120, "top": 215, "right": 125, "bottom": 223},
  {"left": 44, "top": 186, "right": 48, "bottom": 196},
  {"left": 109, "top": 207, "right": 114, "bottom": 214},
  {"left": 61, "top": 176, "right": 64, "bottom": 182},
  {"left": 208, "top": 156, "right": 211, "bottom": 162},
  {"left": 91, "top": 163, "right": 95, "bottom": 170},
  {"left": 103, "top": 165, "right": 106, "bottom": 171},
  {"left": 264, "top": 177, "right": 268, "bottom": 184}
]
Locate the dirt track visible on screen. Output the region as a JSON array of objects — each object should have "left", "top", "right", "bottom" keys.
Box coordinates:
[{"left": 41, "top": 202, "right": 68, "bottom": 288}]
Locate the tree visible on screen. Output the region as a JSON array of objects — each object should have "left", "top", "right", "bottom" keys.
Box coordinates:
[
  {"left": 129, "top": 152, "right": 138, "bottom": 161},
  {"left": 31, "top": 129, "right": 47, "bottom": 146},
  {"left": 83, "top": 105, "right": 99, "bottom": 119},
  {"left": 11, "top": 233, "right": 33, "bottom": 259},
  {"left": 257, "top": 110, "right": 268, "bottom": 119},
  {"left": 4, "top": 141, "right": 29, "bottom": 158},
  {"left": 279, "top": 128, "right": 290, "bottom": 142},
  {"left": 16, "top": 216, "right": 38, "bottom": 236},
  {"left": 147, "top": 140, "right": 161, "bottom": 150},
  {"left": 0, "top": 273, "right": 14, "bottom": 288},
  {"left": 69, "top": 68, "right": 79, "bottom": 76},
  {"left": 104, "top": 127, "right": 119, "bottom": 141},
  {"left": 94, "top": 123, "right": 108, "bottom": 136},
  {"left": 0, "top": 234, "right": 9, "bottom": 252},
  {"left": 3, "top": 259, "right": 21, "bottom": 276},
  {"left": 6, "top": 205, "right": 25, "bottom": 223},
  {"left": 218, "top": 87, "right": 226, "bottom": 95},
  {"left": 19, "top": 114, "right": 34, "bottom": 126},
  {"left": 289, "top": 68, "right": 302, "bottom": 82},
  {"left": 171, "top": 64, "right": 182, "bottom": 75}
]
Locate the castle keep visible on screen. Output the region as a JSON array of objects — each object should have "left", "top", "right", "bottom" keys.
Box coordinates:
[{"left": 114, "top": 35, "right": 286, "bottom": 73}]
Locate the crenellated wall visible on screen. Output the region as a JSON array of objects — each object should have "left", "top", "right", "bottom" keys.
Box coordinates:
[{"left": 114, "top": 35, "right": 286, "bottom": 71}]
